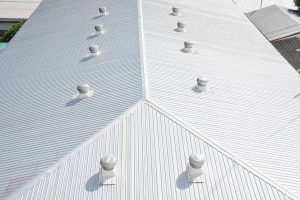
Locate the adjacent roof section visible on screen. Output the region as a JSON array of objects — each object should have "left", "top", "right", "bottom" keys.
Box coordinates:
[
  {"left": 0, "top": 0, "right": 143, "bottom": 198},
  {"left": 142, "top": 0, "right": 300, "bottom": 198},
  {"left": 6, "top": 101, "right": 297, "bottom": 200},
  {"left": 0, "top": 0, "right": 42, "bottom": 20},
  {"left": 233, "top": 0, "right": 296, "bottom": 13},
  {"left": 247, "top": 5, "right": 300, "bottom": 41},
  {"left": 271, "top": 35, "right": 300, "bottom": 70}
]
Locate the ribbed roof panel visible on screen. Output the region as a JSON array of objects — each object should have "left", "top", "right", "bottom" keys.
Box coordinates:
[
  {"left": 143, "top": 0, "right": 300, "bottom": 198},
  {"left": 0, "top": 0, "right": 142, "bottom": 198},
  {"left": 6, "top": 102, "right": 297, "bottom": 200}
]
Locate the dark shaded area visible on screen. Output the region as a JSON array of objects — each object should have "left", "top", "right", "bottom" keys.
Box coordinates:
[
  {"left": 80, "top": 55, "right": 95, "bottom": 63},
  {"left": 65, "top": 98, "right": 82, "bottom": 107},
  {"left": 271, "top": 36, "right": 300, "bottom": 70},
  {"left": 176, "top": 171, "right": 191, "bottom": 190},
  {"left": 0, "top": 20, "right": 26, "bottom": 42},
  {"left": 87, "top": 33, "right": 99, "bottom": 40},
  {"left": 85, "top": 172, "right": 101, "bottom": 192},
  {"left": 92, "top": 15, "right": 103, "bottom": 19},
  {"left": 286, "top": 8, "right": 300, "bottom": 17}
]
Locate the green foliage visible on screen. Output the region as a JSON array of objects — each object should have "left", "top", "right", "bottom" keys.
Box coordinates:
[
  {"left": 0, "top": 20, "right": 26, "bottom": 42},
  {"left": 294, "top": 0, "right": 300, "bottom": 7}
]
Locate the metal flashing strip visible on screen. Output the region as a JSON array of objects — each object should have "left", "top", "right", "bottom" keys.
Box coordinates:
[{"left": 137, "top": 0, "right": 149, "bottom": 100}]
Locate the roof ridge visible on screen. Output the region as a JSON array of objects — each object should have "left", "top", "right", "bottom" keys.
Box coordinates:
[
  {"left": 146, "top": 100, "right": 299, "bottom": 200},
  {"left": 137, "top": 0, "right": 149, "bottom": 100}
]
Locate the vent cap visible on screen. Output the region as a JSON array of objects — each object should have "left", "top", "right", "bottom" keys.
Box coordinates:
[
  {"left": 197, "top": 77, "right": 208, "bottom": 87},
  {"left": 195, "top": 77, "right": 208, "bottom": 92},
  {"left": 100, "top": 155, "right": 117, "bottom": 171},
  {"left": 189, "top": 154, "right": 205, "bottom": 169},
  {"left": 171, "top": 7, "right": 180, "bottom": 16},
  {"left": 99, "top": 7, "right": 108, "bottom": 15},
  {"left": 76, "top": 83, "right": 94, "bottom": 98},
  {"left": 183, "top": 41, "right": 194, "bottom": 53},
  {"left": 89, "top": 45, "right": 100, "bottom": 55},
  {"left": 175, "top": 22, "right": 185, "bottom": 32},
  {"left": 77, "top": 83, "right": 90, "bottom": 94},
  {"left": 95, "top": 25, "right": 105, "bottom": 34}
]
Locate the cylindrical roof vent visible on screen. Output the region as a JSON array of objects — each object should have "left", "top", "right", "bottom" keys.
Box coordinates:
[
  {"left": 99, "top": 7, "right": 108, "bottom": 15},
  {"left": 189, "top": 154, "right": 205, "bottom": 169},
  {"left": 195, "top": 77, "right": 208, "bottom": 92},
  {"left": 89, "top": 45, "right": 101, "bottom": 55},
  {"left": 100, "top": 155, "right": 117, "bottom": 171},
  {"left": 171, "top": 7, "right": 180, "bottom": 16},
  {"left": 187, "top": 154, "right": 205, "bottom": 182},
  {"left": 76, "top": 83, "right": 94, "bottom": 98},
  {"left": 77, "top": 83, "right": 90, "bottom": 94},
  {"left": 183, "top": 41, "right": 194, "bottom": 53},
  {"left": 95, "top": 25, "right": 105, "bottom": 34},
  {"left": 175, "top": 22, "right": 185, "bottom": 32}
]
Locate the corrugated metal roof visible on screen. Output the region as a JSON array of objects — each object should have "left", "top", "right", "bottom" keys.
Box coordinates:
[
  {"left": 1, "top": 0, "right": 300, "bottom": 198},
  {"left": 233, "top": 0, "right": 296, "bottom": 13},
  {"left": 143, "top": 0, "right": 300, "bottom": 198},
  {"left": 0, "top": 0, "right": 41, "bottom": 20},
  {"left": 0, "top": 0, "right": 143, "bottom": 198},
  {"left": 5, "top": 101, "right": 297, "bottom": 200},
  {"left": 247, "top": 5, "right": 300, "bottom": 41},
  {"left": 271, "top": 35, "right": 300, "bottom": 70}
]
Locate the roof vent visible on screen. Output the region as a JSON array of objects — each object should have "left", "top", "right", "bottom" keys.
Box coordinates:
[
  {"left": 89, "top": 45, "right": 101, "bottom": 56},
  {"left": 175, "top": 22, "right": 185, "bottom": 32},
  {"left": 195, "top": 77, "right": 208, "bottom": 92},
  {"left": 183, "top": 41, "right": 194, "bottom": 53},
  {"left": 95, "top": 25, "right": 105, "bottom": 35},
  {"left": 76, "top": 83, "right": 94, "bottom": 98},
  {"left": 99, "top": 7, "right": 108, "bottom": 16},
  {"left": 99, "top": 155, "right": 117, "bottom": 185},
  {"left": 187, "top": 154, "right": 205, "bottom": 182},
  {"left": 171, "top": 7, "right": 181, "bottom": 16}
]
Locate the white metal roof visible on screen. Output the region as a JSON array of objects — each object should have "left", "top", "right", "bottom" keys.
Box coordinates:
[
  {"left": 142, "top": 0, "right": 300, "bottom": 198},
  {"left": 0, "top": 0, "right": 300, "bottom": 199},
  {"left": 247, "top": 5, "right": 300, "bottom": 41},
  {"left": 0, "top": 0, "right": 41, "bottom": 20},
  {"left": 5, "top": 101, "right": 298, "bottom": 200},
  {"left": 0, "top": 0, "right": 142, "bottom": 198}
]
